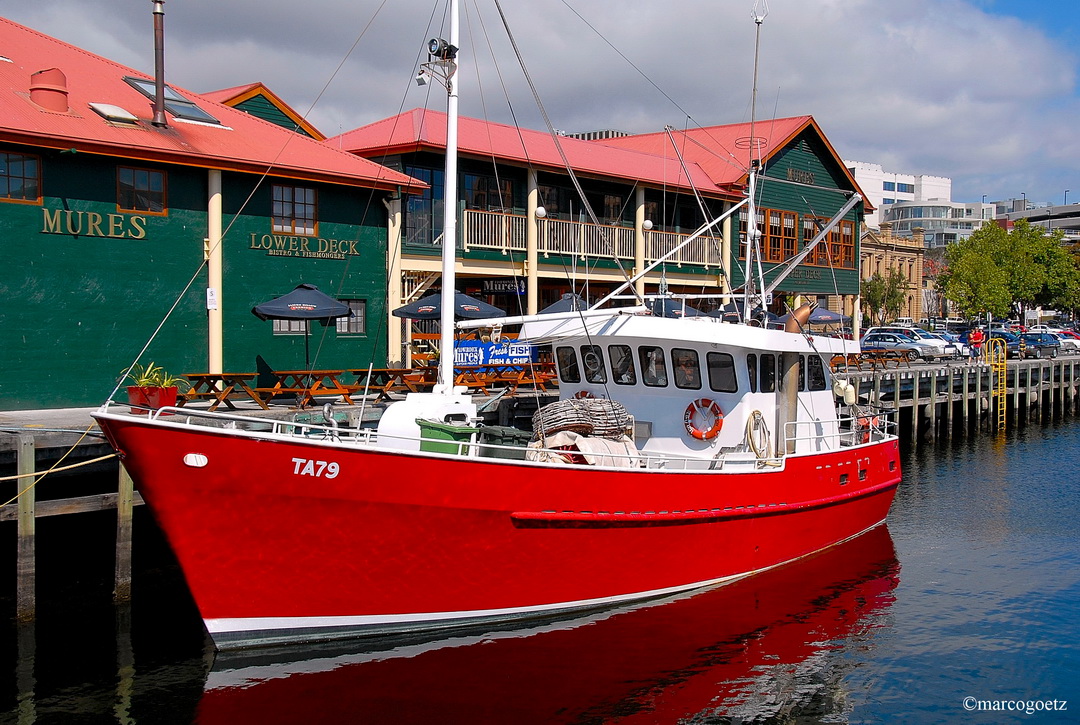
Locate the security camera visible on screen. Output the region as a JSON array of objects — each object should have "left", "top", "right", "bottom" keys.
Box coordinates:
[
  {"left": 415, "top": 71, "right": 428, "bottom": 86},
  {"left": 427, "top": 37, "right": 457, "bottom": 60}
]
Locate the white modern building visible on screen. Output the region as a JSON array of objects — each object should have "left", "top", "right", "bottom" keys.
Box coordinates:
[
  {"left": 843, "top": 160, "right": 951, "bottom": 228},
  {"left": 880, "top": 200, "right": 995, "bottom": 248}
]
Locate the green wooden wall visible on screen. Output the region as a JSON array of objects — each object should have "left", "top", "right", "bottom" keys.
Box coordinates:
[
  {"left": 0, "top": 148, "right": 388, "bottom": 410},
  {"left": 728, "top": 129, "right": 863, "bottom": 295}
]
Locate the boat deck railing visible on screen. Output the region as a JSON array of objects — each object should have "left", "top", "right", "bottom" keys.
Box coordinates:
[{"left": 117, "top": 403, "right": 891, "bottom": 472}]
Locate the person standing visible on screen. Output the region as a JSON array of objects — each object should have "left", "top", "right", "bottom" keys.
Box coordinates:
[{"left": 969, "top": 327, "right": 985, "bottom": 362}]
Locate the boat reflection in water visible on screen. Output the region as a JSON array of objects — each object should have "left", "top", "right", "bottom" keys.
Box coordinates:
[{"left": 198, "top": 524, "right": 899, "bottom": 723}]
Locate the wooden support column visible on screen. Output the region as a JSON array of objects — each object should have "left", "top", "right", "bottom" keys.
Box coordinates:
[
  {"left": 976, "top": 365, "right": 984, "bottom": 434},
  {"left": 114, "top": 465, "right": 134, "bottom": 602},
  {"left": 928, "top": 370, "right": 938, "bottom": 442},
  {"left": 16, "top": 434, "right": 35, "bottom": 622},
  {"left": 960, "top": 367, "right": 969, "bottom": 435},
  {"left": 1026, "top": 364, "right": 1034, "bottom": 422},
  {"left": 945, "top": 367, "right": 954, "bottom": 440}
]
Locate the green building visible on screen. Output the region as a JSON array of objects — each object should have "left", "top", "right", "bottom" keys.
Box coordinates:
[{"left": 0, "top": 17, "right": 416, "bottom": 410}]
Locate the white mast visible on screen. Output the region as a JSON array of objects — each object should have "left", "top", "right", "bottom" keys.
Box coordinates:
[
  {"left": 420, "top": 2, "right": 461, "bottom": 394},
  {"left": 741, "top": 0, "right": 769, "bottom": 318}
]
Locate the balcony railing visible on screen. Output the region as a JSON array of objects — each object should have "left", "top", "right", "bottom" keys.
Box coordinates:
[{"left": 460, "top": 209, "right": 722, "bottom": 269}]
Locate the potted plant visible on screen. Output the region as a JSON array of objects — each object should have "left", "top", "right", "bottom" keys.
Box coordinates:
[{"left": 123, "top": 362, "right": 189, "bottom": 414}]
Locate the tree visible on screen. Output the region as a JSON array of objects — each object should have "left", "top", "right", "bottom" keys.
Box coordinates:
[
  {"left": 860, "top": 273, "right": 886, "bottom": 326},
  {"left": 861, "top": 268, "right": 912, "bottom": 325},
  {"left": 936, "top": 219, "right": 1080, "bottom": 320}
]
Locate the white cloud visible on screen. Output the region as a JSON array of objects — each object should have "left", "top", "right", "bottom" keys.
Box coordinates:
[{"left": 5, "top": 0, "right": 1076, "bottom": 203}]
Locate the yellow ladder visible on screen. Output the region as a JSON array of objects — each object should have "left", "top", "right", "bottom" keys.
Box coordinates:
[{"left": 987, "top": 338, "right": 1007, "bottom": 430}]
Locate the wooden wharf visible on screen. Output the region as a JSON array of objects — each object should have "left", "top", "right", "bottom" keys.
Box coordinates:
[{"left": 4, "top": 357, "right": 1080, "bottom": 622}]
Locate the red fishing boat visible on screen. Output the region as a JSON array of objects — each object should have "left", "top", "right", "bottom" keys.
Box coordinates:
[{"left": 93, "top": 0, "right": 899, "bottom": 650}]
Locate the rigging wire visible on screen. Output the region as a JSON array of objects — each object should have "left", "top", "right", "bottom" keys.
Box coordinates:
[{"left": 111, "top": 0, "right": 398, "bottom": 402}]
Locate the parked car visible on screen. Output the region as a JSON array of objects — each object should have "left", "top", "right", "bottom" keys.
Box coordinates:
[
  {"left": 859, "top": 332, "right": 947, "bottom": 361},
  {"left": 966, "top": 329, "right": 1022, "bottom": 358},
  {"left": 1051, "top": 331, "right": 1080, "bottom": 353},
  {"left": 924, "top": 331, "right": 965, "bottom": 359},
  {"left": 871, "top": 326, "right": 963, "bottom": 359},
  {"left": 1020, "top": 332, "right": 1061, "bottom": 359}
]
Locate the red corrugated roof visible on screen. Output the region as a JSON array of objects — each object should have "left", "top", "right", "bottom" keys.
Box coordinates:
[
  {"left": 0, "top": 18, "right": 415, "bottom": 190},
  {"left": 602, "top": 116, "right": 868, "bottom": 203},
  {"left": 333, "top": 108, "right": 732, "bottom": 198}
]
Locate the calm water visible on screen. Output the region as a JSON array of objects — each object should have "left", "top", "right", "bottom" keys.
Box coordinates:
[{"left": 2, "top": 424, "right": 1079, "bottom": 724}]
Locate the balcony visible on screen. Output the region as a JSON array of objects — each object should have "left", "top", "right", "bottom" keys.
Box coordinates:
[{"left": 460, "top": 209, "right": 722, "bottom": 269}]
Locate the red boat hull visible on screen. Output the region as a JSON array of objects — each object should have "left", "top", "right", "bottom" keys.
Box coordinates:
[{"left": 95, "top": 412, "right": 900, "bottom": 648}]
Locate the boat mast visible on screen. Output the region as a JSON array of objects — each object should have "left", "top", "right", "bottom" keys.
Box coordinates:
[
  {"left": 742, "top": 0, "right": 768, "bottom": 318},
  {"left": 424, "top": 0, "right": 460, "bottom": 394}
]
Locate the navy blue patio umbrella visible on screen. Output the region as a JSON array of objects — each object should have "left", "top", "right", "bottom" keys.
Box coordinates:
[
  {"left": 539, "top": 293, "right": 588, "bottom": 314},
  {"left": 252, "top": 283, "right": 352, "bottom": 367},
  {"left": 780, "top": 307, "right": 851, "bottom": 325},
  {"left": 649, "top": 297, "right": 705, "bottom": 319},
  {"left": 392, "top": 292, "right": 504, "bottom": 320}
]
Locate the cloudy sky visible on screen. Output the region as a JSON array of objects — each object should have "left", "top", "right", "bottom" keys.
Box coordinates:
[{"left": 5, "top": 0, "right": 1078, "bottom": 205}]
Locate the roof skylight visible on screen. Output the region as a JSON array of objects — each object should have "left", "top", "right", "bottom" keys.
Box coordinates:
[
  {"left": 124, "top": 76, "right": 220, "bottom": 125},
  {"left": 89, "top": 102, "right": 140, "bottom": 124}
]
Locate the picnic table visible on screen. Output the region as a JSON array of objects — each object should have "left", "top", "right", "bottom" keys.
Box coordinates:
[
  {"left": 349, "top": 367, "right": 438, "bottom": 401},
  {"left": 254, "top": 369, "right": 357, "bottom": 408},
  {"left": 180, "top": 373, "right": 268, "bottom": 411}
]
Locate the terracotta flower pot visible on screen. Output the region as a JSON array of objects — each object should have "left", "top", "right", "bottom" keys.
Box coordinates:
[{"left": 127, "top": 385, "right": 179, "bottom": 415}]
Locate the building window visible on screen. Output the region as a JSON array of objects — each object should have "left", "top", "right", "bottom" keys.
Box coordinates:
[
  {"left": 1, "top": 152, "right": 41, "bottom": 203},
  {"left": 272, "top": 184, "right": 316, "bottom": 235},
  {"left": 118, "top": 166, "right": 166, "bottom": 213},
  {"left": 897, "top": 183, "right": 914, "bottom": 194},
  {"left": 273, "top": 319, "right": 308, "bottom": 335},
  {"left": 739, "top": 207, "right": 796, "bottom": 262},
  {"left": 804, "top": 216, "right": 855, "bottom": 269},
  {"left": 404, "top": 166, "right": 444, "bottom": 246},
  {"left": 463, "top": 173, "right": 515, "bottom": 212},
  {"left": 882, "top": 198, "right": 895, "bottom": 204},
  {"left": 335, "top": 300, "right": 366, "bottom": 335},
  {"left": 882, "top": 181, "right": 895, "bottom": 192}
]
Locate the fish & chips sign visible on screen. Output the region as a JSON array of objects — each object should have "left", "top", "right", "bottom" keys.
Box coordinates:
[{"left": 454, "top": 341, "right": 536, "bottom": 366}]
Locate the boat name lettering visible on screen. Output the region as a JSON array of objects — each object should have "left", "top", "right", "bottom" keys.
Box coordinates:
[
  {"left": 291, "top": 457, "right": 340, "bottom": 478},
  {"left": 786, "top": 168, "right": 815, "bottom": 185},
  {"left": 249, "top": 233, "right": 360, "bottom": 260},
  {"left": 41, "top": 208, "right": 147, "bottom": 239}
]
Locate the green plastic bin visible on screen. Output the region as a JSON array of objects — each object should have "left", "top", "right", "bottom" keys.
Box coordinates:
[
  {"left": 478, "top": 425, "right": 533, "bottom": 460},
  {"left": 416, "top": 419, "right": 478, "bottom": 455}
]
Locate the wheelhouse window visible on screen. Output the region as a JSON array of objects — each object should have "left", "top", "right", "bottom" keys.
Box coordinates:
[
  {"left": 746, "top": 353, "right": 758, "bottom": 392},
  {"left": 1, "top": 152, "right": 40, "bottom": 203},
  {"left": 639, "top": 346, "right": 668, "bottom": 387},
  {"left": 808, "top": 355, "right": 826, "bottom": 390},
  {"left": 118, "top": 166, "right": 166, "bottom": 213},
  {"left": 335, "top": 300, "right": 366, "bottom": 335},
  {"left": 672, "top": 348, "right": 701, "bottom": 389},
  {"left": 272, "top": 184, "right": 316, "bottom": 235},
  {"left": 580, "top": 345, "right": 607, "bottom": 384},
  {"left": 706, "top": 352, "right": 738, "bottom": 392},
  {"left": 759, "top": 354, "right": 776, "bottom": 393},
  {"left": 608, "top": 345, "right": 636, "bottom": 385},
  {"left": 555, "top": 346, "right": 580, "bottom": 383}
]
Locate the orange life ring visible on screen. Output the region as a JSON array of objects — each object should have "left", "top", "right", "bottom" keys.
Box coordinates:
[
  {"left": 684, "top": 398, "right": 724, "bottom": 440},
  {"left": 574, "top": 390, "right": 595, "bottom": 399}
]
